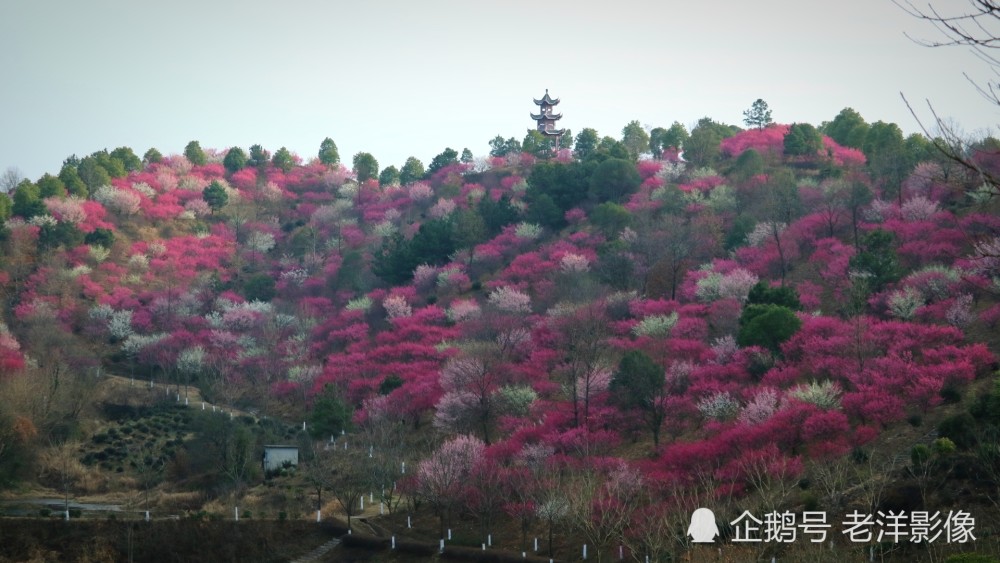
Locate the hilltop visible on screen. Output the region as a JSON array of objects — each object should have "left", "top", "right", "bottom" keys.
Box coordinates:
[{"left": 2, "top": 113, "right": 1000, "bottom": 562}]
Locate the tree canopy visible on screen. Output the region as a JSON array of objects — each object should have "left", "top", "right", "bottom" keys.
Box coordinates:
[
  {"left": 184, "top": 141, "right": 207, "bottom": 166},
  {"left": 400, "top": 157, "right": 425, "bottom": 185},
  {"left": 318, "top": 137, "right": 340, "bottom": 166},
  {"left": 352, "top": 152, "right": 379, "bottom": 183},
  {"left": 223, "top": 147, "right": 248, "bottom": 173},
  {"left": 621, "top": 120, "right": 650, "bottom": 159},
  {"left": 743, "top": 99, "right": 773, "bottom": 129}
]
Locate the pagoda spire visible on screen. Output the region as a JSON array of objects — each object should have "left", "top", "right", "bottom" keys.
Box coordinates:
[{"left": 530, "top": 89, "right": 565, "bottom": 147}]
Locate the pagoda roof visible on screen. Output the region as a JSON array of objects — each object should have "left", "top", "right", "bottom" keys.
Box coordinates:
[
  {"left": 540, "top": 128, "right": 565, "bottom": 137},
  {"left": 530, "top": 112, "right": 563, "bottom": 121},
  {"left": 533, "top": 89, "right": 560, "bottom": 106}
]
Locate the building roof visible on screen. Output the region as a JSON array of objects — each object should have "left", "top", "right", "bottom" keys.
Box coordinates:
[
  {"left": 533, "top": 89, "right": 560, "bottom": 106},
  {"left": 263, "top": 444, "right": 299, "bottom": 449},
  {"left": 539, "top": 127, "right": 566, "bottom": 136},
  {"left": 530, "top": 112, "right": 563, "bottom": 121}
]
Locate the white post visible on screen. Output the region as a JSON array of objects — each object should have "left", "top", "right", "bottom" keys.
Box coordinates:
[
  {"left": 303, "top": 421, "right": 307, "bottom": 431},
  {"left": 870, "top": 546, "right": 874, "bottom": 562},
  {"left": 379, "top": 502, "right": 384, "bottom": 515},
  {"left": 360, "top": 496, "right": 364, "bottom": 510},
  {"left": 534, "top": 537, "right": 538, "bottom": 552},
  {"left": 448, "top": 528, "right": 452, "bottom": 540},
  {"left": 235, "top": 506, "right": 239, "bottom": 521},
  {"left": 213, "top": 405, "right": 216, "bottom": 412},
  {"left": 620, "top": 545, "right": 624, "bottom": 560},
  {"left": 64, "top": 510, "right": 70, "bottom": 521},
  {"left": 370, "top": 491, "right": 374, "bottom": 503},
  {"left": 176, "top": 394, "right": 179, "bottom": 402},
  {"left": 316, "top": 510, "right": 321, "bottom": 522},
  {"left": 401, "top": 461, "right": 405, "bottom": 474},
  {"left": 488, "top": 534, "right": 492, "bottom": 547},
  {"left": 583, "top": 544, "right": 587, "bottom": 560},
  {"left": 407, "top": 515, "right": 412, "bottom": 528},
  {"left": 646, "top": 557, "right": 650, "bottom": 563},
  {"left": 185, "top": 397, "right": 188, "bottom": 406},
  {"left": 482, "top": 543, "right": 486, "bottom": 551},
  {"left": 439, "top": 539, "right": 445, "bottom": 553},
  {"left": 202, "top": 402, "right": 205, "bottom": 410},
  {"left": 330, "top": 435, "right": 334, "bottom": 443},
  {"left": 230, "top": 411, "right": 233, "bottom": 419},
  {"left": 523, "top": 552, "right": 526, "bottom": 559},
  {"left": 145, "top": 510, "right": 150, "bottom": 522},
  {"left": 392, "top": 536, "right": 396, "bottom": 550},
  {"left": 344, "top": 441, "right": 347, "bottom": 450}
]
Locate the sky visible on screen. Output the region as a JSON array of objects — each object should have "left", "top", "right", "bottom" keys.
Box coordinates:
[{"left": 1, "top": 0, "right": 997, "bottom": 181}]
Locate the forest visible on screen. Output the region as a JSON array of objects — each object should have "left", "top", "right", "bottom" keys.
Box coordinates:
[{"left": 1, "top": 101, "right": 1000, "bottom": 562}]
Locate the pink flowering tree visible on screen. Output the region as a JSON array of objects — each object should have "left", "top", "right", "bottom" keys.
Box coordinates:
[{"left": 415, "top": 435, "right": 485, "bottom": 538}]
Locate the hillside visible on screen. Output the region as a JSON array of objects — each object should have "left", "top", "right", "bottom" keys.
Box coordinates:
[{"left": 2, "top": 116, "right": 1000, "bottom": 562}]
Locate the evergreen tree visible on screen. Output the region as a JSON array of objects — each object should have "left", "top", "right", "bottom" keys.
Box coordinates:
[
  {"left": 399, "top": 157, "right": 425, "bottom": 185},
  {"left": 784, "top": 123, "right": 823, "bottom": 156},
  {"left": 184, "top": 140, "right": 207, "bottom": 166},
  {"left": 378, "top": 165, "right": 400, "bottom": 187},
  {"left": 272, "top": 147, "right": 294, "bottom": 173},
  {"left": 202, "top": 181, "right": 229, "bottom": 215},
  {"left": 352, "top": 152, "right": 379, "bottom": 183},
  {"left": 223, "top": 147, "right": 248, "bottom": 173},
  {"left": 743, "top": 99, "right": 773, "bottom": 129},
  {"left": 621, "top": 120, "right": 650, "bottom": 159},
  {"left": 318, "top": 137, "right": 340, "bottom": 165}
]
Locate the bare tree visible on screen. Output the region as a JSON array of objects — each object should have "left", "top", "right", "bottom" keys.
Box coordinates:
[
  {"left": 327, "top": 447, "right": 371, "bottom": 533},
  {"left": 896, "top": 0, "right": 1000, "bottom": 197},
  {"left": 565, "top": 463, "right": 642, "bottom": 563},
  {"left": 0, "top": 166, "right": 23, "bottom": 194}
]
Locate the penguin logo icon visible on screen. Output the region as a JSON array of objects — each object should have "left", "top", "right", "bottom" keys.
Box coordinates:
[{"left": 688, "top": 507, "right": 719, "bottom": 543}]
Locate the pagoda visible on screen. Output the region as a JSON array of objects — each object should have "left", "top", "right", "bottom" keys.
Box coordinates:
[{"left": 530, "top": 89, "right": 565, "bottom": 147}]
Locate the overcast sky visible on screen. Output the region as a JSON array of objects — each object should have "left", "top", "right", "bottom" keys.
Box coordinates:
[{"left": 1, "top": 0, "right": 996, "bottom": 180}]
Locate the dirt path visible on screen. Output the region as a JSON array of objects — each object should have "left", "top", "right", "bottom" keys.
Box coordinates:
[{"left": 99, "top": 372, "right": 257, "bottom": 420}]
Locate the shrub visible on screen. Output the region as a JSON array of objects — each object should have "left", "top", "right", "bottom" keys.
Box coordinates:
[
  {"left": 632, "top": 312, "right": 679, "bottom": 338},
  {"left": 787, "top": 381, "right": 842, "bottom": 410},
  {"left": 938, "top": 413, "right": 977, "bottom": 450},
  {"left": 738, "top": 304, "right": 801, "bottom": 353},
  {"left": 697, "top": 391, "right": 741, "bottom": 421}
]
